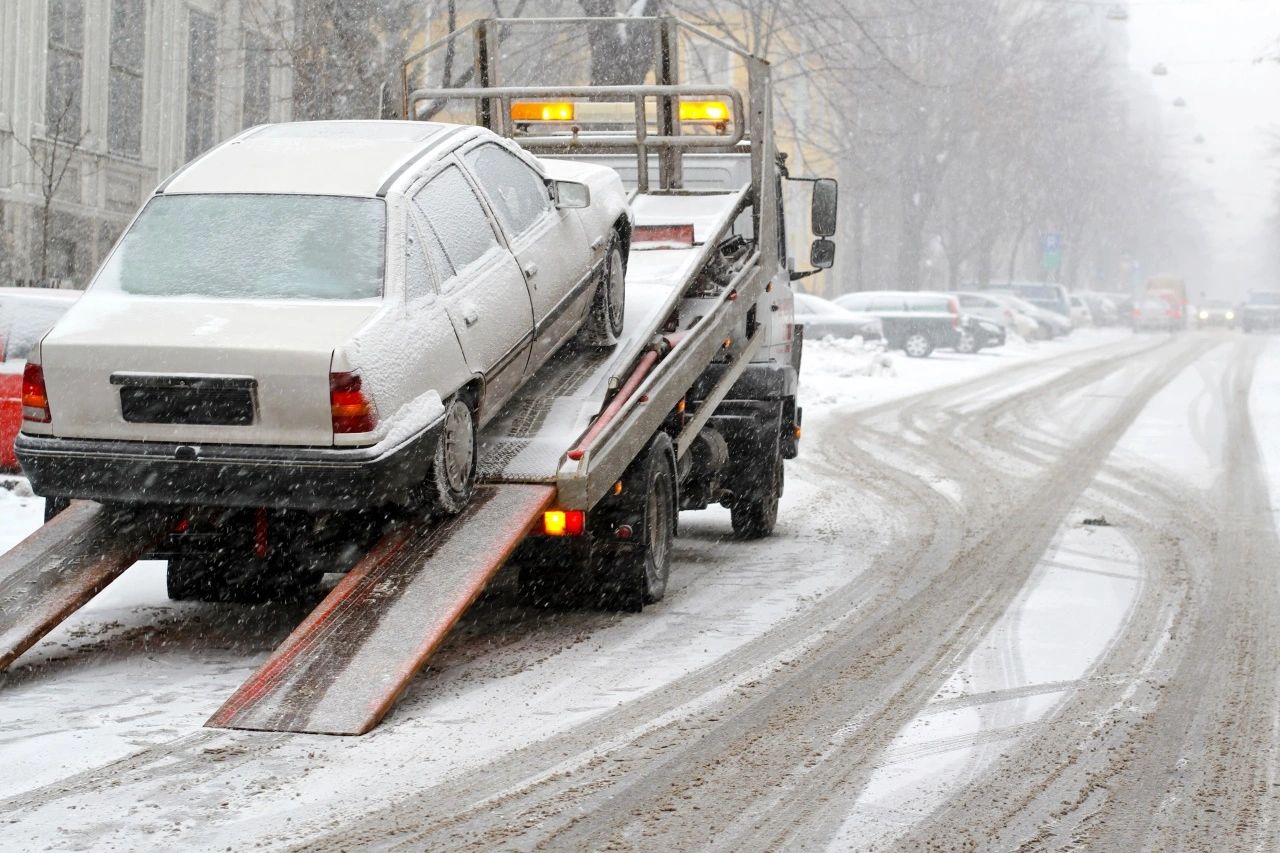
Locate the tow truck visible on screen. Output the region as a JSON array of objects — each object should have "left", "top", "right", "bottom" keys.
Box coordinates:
[{"left": 0, "top": 16, "right": 838, "bottom": 736}]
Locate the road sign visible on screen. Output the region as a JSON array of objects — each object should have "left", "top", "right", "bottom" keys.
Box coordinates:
[{"left": 1041, "top": 233, "right": 1063, "bottom": 272}]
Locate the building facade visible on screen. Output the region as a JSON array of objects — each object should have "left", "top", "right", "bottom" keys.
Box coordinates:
[{"left": 0, "top": 0, "right": 293, "bottom": 288}]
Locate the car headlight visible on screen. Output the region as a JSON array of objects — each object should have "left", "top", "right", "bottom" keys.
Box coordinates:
[
  {"left": 1198, "top": 311, "right": 1209, "bottom": 320},
  {"left": 1226, "top": 311, "right": 1235, "bottom": 320}
]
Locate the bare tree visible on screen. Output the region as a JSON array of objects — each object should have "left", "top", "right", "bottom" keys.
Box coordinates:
[{"left": 12, "top": 88, "right": 89, "bottom": 283}]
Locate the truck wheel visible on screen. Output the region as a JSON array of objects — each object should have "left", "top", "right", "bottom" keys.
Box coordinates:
[
  {"left": 903, "top": 332, "right": 934, "bottom": 358},
  {"left": 596, "top": 434, "right": 676, "bottom": 612},
  {"left": 425, "top": 397, "right": 477, "bottom": 516},
  {"left": 578, "top": 241, "right": 626, "bottom": 347},
  {"left": 731, "top": 455, "right": 782, "bottom": 540}
]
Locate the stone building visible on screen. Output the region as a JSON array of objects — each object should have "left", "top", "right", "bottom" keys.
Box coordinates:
[{"left": 0, "top": 0, "right": 294, "bottom": 288}]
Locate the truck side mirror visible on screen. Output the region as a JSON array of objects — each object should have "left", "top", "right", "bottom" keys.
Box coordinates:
[
  {"left": 550, "top": 179, "right": 591, "bottom": 209},
  {"left": 811, "top": 178, "right": 838, "bottom": 237},
  {"left": 810, "top": 238, "right": 836, "bottom": 270}
]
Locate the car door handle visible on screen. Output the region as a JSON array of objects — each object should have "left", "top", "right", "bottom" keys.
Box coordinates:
[
  {"left": 463, "top": 305, "right": 480, "bottom": 327},
  {"left": 523, "top": 263, "right": 539, "bottom": 279}
]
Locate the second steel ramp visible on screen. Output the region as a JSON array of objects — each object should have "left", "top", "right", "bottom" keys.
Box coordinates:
[
  {"left": 0, "top": 501, "right": 173, "bottom": 670},
  {"left": 207, "top": 484, "right": 555, "bottom": 736}
]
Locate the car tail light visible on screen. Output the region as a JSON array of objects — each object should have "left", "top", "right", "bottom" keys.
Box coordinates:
[
  {"left": 330, "top": 371, "right": 377, "bottom": 434},
  {"left": 948, "top": 298, "right": 961, "bottom": 329},
  {"left": 543, "top": 510, "right": 586, "bottom": 537},
  {"left": 21, "top": 362, "right": 51, "bottom": 423}
]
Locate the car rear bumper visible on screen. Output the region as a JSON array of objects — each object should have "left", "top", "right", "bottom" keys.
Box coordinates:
[{"left": 15, "top": 415, "right": 446, "bottom": 511}]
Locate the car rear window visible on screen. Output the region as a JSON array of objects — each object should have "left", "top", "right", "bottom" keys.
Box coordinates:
[{"left": 97, "top": 194, "right": 386, "bottom": 300}]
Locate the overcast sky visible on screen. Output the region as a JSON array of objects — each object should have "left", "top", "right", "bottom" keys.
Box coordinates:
[{"left": 1124, "top": 0, "right": 1280, "bottom": 292}]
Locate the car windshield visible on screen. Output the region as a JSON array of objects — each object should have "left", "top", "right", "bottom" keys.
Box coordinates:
[
  {"left": 1249, "top": 292, "right": 1280, "bottom": 306},
  {"left": 96, "top": 195, "right": 386, "bottom": 300}
]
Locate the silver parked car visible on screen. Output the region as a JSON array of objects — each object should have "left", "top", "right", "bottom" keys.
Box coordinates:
[{"left": 794, "top": 293, "right": 883, "bottom": 341}]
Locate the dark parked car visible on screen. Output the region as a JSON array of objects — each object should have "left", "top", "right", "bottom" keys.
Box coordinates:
[
  {"left": 961, "top": 317, "right": 1007, "bottom": 353},
  {"left": 793, "top": 293, "right": 883, "bottom": 341},
  {"left": 1239, "top": 291, "right": 1280, "bottom": 333},
  {"left": 835, "top": 291, "right": 967, "bottom": 358}
]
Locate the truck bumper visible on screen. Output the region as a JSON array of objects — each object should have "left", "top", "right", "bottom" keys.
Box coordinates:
[{"left": 15, "top": 416, "right": 445, "bottom": 512}]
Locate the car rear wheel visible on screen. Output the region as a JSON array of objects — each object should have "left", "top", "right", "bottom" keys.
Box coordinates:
[
  {"left": 425, "top": 397, "right": 477, "bottom": 516},
  {"left": 903, "top": 332, "right": 934, "bottom": 358},
  {"left": 578, "top": 241, "right": 625, "bottom": 347}
]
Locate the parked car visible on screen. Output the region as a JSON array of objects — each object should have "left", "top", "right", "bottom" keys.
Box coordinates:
[
  {"left": 835, "top": 291, "right": 966, "bottom": 358},
  {"left": 1133, "top": 293, "right": 1184, "bottom": 331},
  {"left": 16, "top": 120, "right": 632, "bottom": 515},
  {"left": 956, "top": 291, "right": 1040, "bottom": 339},
  {"left": 1239, "top": 291, "right": 1280, "bottom": 333},
  {"left": 1069, "top": 295, "right": 1094, "bottom": 327},
  {"left": 984, "top": 281, "right": 1072, "bottom": 319},
  {"left": 0, "top": 288, "right": 80, "bottom": 472},
  {"left": 793, "top": 293, "right": 883, "bottom": 341},
  {"left": 1077, "top": 291, "right": 1121, "bottom": 326},
  {"left": 965, "top": 317, "right": 1007, "bottom": 353},
  {"left": 1195, "top": 301, "right": 1236, "bottom": 328},
  {"left": 986, "top": 293, "right": 1072, "bottom": 339}
]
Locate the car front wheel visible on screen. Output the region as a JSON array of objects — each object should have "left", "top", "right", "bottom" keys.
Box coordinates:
[
  {"left": 578, "top": 240, "right": 626, "bottom": 347},
  {"left": 425, "top": 397, "right": 477, "bottom": 516},
  {"left": 903, "top": 332, "right": 934, "bottom": 358},
  {"left": 955, "top": 330, "right": 980, "bottom": 354}
]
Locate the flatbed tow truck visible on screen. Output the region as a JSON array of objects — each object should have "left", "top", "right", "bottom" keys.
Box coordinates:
[{"left": 0, "top": 16, "right": 837, "bottom": 736}]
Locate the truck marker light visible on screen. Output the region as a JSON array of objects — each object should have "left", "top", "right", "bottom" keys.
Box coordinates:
[
  {"left": 512, "top": 102, "right": 575, "bottom": 122},
  {"left": 679, "top": 100, "right": 731, "bottom": 123},
  {"left": 21, "top": 363, "right": 51, "bottom": 423},
  {"left": 543, "top": 510, "right": 585, "bottom": 537},
  {"left": 723, "top": 337, "right": 733, "bottom": 348},
  {"left": 676, "top": 399, "right": 686, "bottom": 414},
  {"left": 613, "top": 481, "right": 624, "bottom": 495},
  {"left": 330, "top": 371, "right": 378, "bottom": 434},
  {"left": 615, "top": 524, "right": 634, "bottom": 540}
]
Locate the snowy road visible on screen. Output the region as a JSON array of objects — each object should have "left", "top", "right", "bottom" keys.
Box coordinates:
[{"left": 1, "top": 330, "right": 1278, "bottom": 850}]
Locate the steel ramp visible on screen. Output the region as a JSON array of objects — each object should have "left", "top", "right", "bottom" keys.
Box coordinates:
[
  {"left": 0, "top": 500, "right": 173, "bottom": 670},
  {"left": 207, "top": 484, "right": 555, "bottom": 735}
]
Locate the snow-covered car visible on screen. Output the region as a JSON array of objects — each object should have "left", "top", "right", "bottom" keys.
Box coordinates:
[
  {"left": 0, "top": 288, "right": 80, "bottom": 472},
  {"left": 835, "top": 291, "right": 968, "bottom": 358},
  {"left": 1069, "top": 295, "right": 1095, "bottom": 327},
  {"left": 793, "top": 293, "right": 882, "bottom": 341},
  {"left": 956, "top": 291, "right": 1040, "bottom": 339},
  {"left": 17, "top": 121, "right": 632, "bottom": 514},
  {"left": 987, "top": 293, "right": 1071, "bottom": 339},
  {"left": 1239, "top": 291, "right": 1280, "bottom": 333}
]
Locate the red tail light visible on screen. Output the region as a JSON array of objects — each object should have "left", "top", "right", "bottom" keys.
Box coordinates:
[
  {"left": 543, "top": 510, "right": 586, "bottom": 537},
  {"left": 330, "top": 371, "right": 378, "bottom": 434},
  {"left": 21, "top": 362, "right": 51, "bottom": 423},
  {"left": 948, "top": 298, "right": 960, "bottom": 329}
]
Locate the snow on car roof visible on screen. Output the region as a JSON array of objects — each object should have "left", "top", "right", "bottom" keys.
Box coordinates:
[{"left": 160, "top": 121, "right": 459, "bottom": 198}]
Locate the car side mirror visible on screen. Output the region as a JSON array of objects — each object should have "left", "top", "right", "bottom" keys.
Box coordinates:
[
  {"left": 810, "top": 238, "right": 836, "bottom": 270},
  {"left": 550, "top": 180, "right": 590, "bottom": 209},
  {"left": 811, "top": 178, "right": 838, "bottom": 237}
]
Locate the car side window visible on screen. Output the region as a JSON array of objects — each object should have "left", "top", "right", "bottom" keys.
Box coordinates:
[
  {"left": 412, "top": 165, "right": 501, "bottom": 281},
  {"left": 869, "top": 295, "right": 903, "bottom": 311},
  {"left": 404, "top": 216, "right": 451, "bottom": 302},
  {"left": 463, "top": 144, "right": 551, "bottom": 238}
]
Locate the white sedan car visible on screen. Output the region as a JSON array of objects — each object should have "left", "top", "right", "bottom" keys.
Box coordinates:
[{"left": 18, "top": 121, "right": 631, "bottom": 515}]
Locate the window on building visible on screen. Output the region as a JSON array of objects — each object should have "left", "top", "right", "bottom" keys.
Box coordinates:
[
  {"left": 46, "top": 0, "right": 85, "bottom": 138},
  {"left": 186, "top": 11, "right": 218, "bottom": 159},
  {"left": 108, "top": 0, "right": 145, "bottom": 158},
  {"left": 242, "top": 30, "right": 270, "bottom": 127}
]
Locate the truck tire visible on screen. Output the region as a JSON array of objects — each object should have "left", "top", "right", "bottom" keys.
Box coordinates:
[
  {"left": 425, "top": 397, "right": 477, "bottom": 516},
  {"left": 903, "top": 332, "right": 934, "bottom": 358},
  {"left": 595, "top": 434, "right": 676, "bottom": 612},
  {"left": 577, "top": 240, "right": 626, "bottom": 347},
  {"left": 731, "top": 452, "right": 782, "bottom": 540}
]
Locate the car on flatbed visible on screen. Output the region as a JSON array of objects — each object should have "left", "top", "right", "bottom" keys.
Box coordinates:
[
  {"left": 1239, "top": 291, "right": 1280, "bottom": 333},
  {"left": 17, "top": 120, "right": 632, "bottom": 515},
  {"left": 0, "top": 287, "right": 79, "bottom": 472}
]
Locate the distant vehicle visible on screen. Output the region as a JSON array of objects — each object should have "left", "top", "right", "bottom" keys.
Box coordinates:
[
  {"left": 835, "top": 291, "right": 968, "bottom": 358},
  {"left": 1239, "top": 291, "right": 1280, "bottom": 333},
  {"left": 1133, "top": 293, "right": 1184, "bottom": 332},
  {"left": 956, "top": 291, "right": 1040, "bottom": 339},
  {"left": 1076, "top": 292, "right": 1121, "bottom": 326},
  {"left": 1147, "top": 274, "right": 1188, "bottom": 307},
  {"left": 984, "top": 281, "right": 1072, "bottom": 319},
  {"left": 1195, "top": 301, "right": 1236, "bottom": 329},
  {"left": 1069, "top": 295, "right": 1094, "bottom": 327},
  {"left": 17, "top": 120, "right": 632, "bottom": 515},
  {"left": 0, "top": 288, "right": 80, "bottom": 472},
  {"left": 793, "top": 293, "right": 883, "bottom": 341},
  {"left": 986, "top": 293, "right": 1071, "bottom": 339}
]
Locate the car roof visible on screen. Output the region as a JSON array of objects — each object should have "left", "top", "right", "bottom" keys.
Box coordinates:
[
  {"left": 159, "top": 121, "right": 474, "bottom": 198},
  {"left": 0, "top": 286, "right": 82, "bottom": 305}
]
